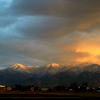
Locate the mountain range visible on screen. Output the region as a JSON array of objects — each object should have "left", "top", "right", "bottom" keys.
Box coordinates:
[{"left": 0, "top": 63, "right": 100, "bottom": 87}]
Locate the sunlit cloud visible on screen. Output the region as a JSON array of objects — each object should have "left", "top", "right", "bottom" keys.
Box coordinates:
[
  {"left": 0, "top": 0, "right": 100, "bottom": 68},
  {"left": 75, "top": 32, "right": 100, "bottom": 64}
]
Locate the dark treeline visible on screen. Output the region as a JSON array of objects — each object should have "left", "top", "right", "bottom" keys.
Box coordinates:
[
  {"left": 12, "top": 84, "right": 39, "bottom": 91},
  {"left": 3, "top": 82, "right": 100, "bottom": 92},
  {"left": 54, "top": 82, "right": 97, "bottom": 92}
]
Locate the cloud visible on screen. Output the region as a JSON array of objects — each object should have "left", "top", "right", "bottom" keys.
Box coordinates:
[
  {"left": 1, "top": 0, "right": 100, "bottom": 68},
  {"left": 9, "top": 0, "right": 100, "bottom": 17},
  {"left": 0, "top": 16, "right": 17, "bottom": 27},
  {"left": 75, "top": 33, "right": 100, "bottom": 64},
  {"left": 14, "top": 16, "right": 64, "bottom": 41},
  {"left": 9, "top": 0, "right": 67, "bottom": 16},
  {"left": 56, "top": 32, "right": 100, "bottom": 64},
  {"left": 7, "top": 0, "right": 100, "bottom": 41}
]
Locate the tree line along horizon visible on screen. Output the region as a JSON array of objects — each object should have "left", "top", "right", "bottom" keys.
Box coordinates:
[{"left": 1, "top": 82, "right": 100, "bottom": 92}]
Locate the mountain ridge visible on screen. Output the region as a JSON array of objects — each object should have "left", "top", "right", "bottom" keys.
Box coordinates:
[{"left": 0, "top": 63, "right": 100, "bottom": 87}]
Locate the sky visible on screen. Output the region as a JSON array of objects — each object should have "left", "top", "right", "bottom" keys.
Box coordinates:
[{"left": 1, "top": 0, "right": 100, "bottom": 69}]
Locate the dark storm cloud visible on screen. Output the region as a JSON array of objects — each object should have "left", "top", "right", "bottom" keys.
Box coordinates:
[
  {"left": 1, "top": 0, "right": 100, "bottom": 68},
  {"left": 15, "top": 16, "right": 64, "bottom": 40},
  {"left": 9, "top": 0, "right": 100, "bottom": 17},
  {"left": 9, "top": 0, "right": 65, "bottom": 16},
  {"left": 8, "top": 0, "right": 100, "bottom": 40}
]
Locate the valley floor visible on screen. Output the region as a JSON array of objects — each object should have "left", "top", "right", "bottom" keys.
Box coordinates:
[{"left": 0, "top": 91, "right": 100, "bottom": 99}]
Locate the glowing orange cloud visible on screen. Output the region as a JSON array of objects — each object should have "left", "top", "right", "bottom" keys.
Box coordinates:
[{"left": 76, "top": 42, "right": 100, "bottom": 64}]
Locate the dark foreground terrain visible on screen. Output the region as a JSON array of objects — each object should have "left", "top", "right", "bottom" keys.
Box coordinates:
[{"left": 0, "top": 91, "right": 100, "bottom": 100}]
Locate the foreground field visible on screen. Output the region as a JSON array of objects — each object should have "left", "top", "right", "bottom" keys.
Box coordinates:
[{"left": 0, "top": 91, "right": 100, "bottom": 99}]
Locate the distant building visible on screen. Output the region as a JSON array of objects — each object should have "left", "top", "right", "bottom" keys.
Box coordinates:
[
  {"left": 0, "top": 85, "right": 5, "bottom": 87},
  {"left": 41, "top": 87, "right": 49, "bottom": 91},
  {"left": 69, "top": 89, "right": 73, "bottom": 92},
  {"left": 7, "top": 87, "right": 12, "bottom": 91},
  {"left": 0, "top": 85, "right": 6, "bottom": 91},
  {"left": 30, "top": 87, "right": 34, "bottom": 91},
  {"left": 92, "top": 87, "right": 96, "bottom": 91},
  {"left": 97, "top": 90, "right": 100, "bottom": 92}
]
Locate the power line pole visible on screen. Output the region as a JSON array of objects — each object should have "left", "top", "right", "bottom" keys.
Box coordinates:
[{"left": 39, "top": 81, "right": 41, "bottom": 88}]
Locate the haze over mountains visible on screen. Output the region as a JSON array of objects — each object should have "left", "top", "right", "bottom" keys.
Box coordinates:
[{"left": 0, "top": 63, "right": 100, "bottom": 87}]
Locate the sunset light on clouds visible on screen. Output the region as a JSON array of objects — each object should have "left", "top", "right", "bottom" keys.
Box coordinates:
[{"left": 0, "top": 0, "right": 100, "bottom": 69}]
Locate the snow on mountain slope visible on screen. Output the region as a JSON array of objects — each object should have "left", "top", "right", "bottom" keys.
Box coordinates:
[
  {"left": 2, "top": 62, "right": 100, "bottom": 78},
  {"left": 5, "top": 63, "right": 67, "bottom": 77},
  {"left": 67, "top": 63, "right": 100, "bottom": 75},
  {"left": 9, "top": 63, "right": 26, "bottom": 70},
  {"left": 38, "top": 63, "right": 63, "bottom": 77},
  {"left": 46, "top": 63, "right": 63, "bottom": 72},
  {"left": 47, "top": 63, "right": 61, "bottom": 68},
  {"left": 7, "top": 63, "right": 34, "bottom": 74},
  {"left": 83, "top": 64, "right": 100, "bottom": 73},
  {"left": 1, "top": 62, "right": 100, "bottom": 86}
]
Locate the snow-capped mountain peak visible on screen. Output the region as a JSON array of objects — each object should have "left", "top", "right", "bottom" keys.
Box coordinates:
[
  {"left": 9, "top": 63, "right": 26, "bottom": 70},
  {"left": 34, "top": 65, "right": 40, "bottom": 68},
  {"left": 6, "top": 62, "right": 100, "bottom": 77},
  {"left": 1, "top": 62, "right": 100, "bottom": 87},
  {"left": 26, "top": 66, "right": 34, "bottom": 68},
  {"left": 46, "top": 63, "right": 61, "bottom": 68}
]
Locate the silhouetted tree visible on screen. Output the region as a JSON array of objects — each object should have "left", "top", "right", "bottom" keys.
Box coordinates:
[
  {"left": 70, "top": 82, "right": 79, "bottom": 92},
  {"left": 82, "top": 82, "right": 88, "bottom": 87},
  {"left": 80, "top": 82, "right": 88, "bottom": 92},
  {"left": 34, "top": 86, "right": 40, "bottom": 91},
  {"left": 54, "top": 85, "right": 66, "bottom": 92}
]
